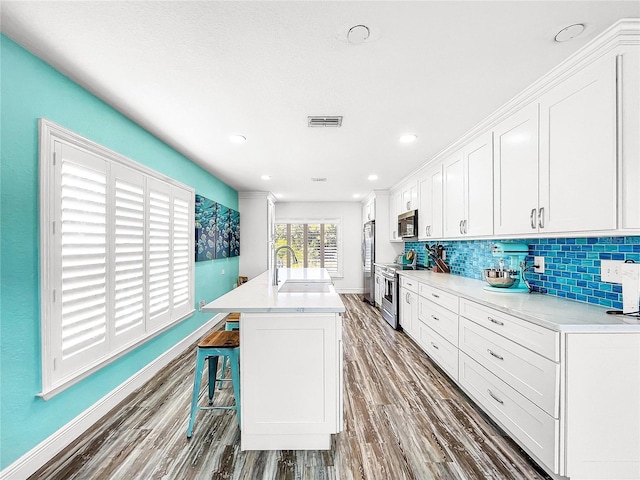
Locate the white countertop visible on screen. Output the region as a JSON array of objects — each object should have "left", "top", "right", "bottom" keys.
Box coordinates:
[
  {"left": 398, "top": 270, "right": 640, "bottom": 333},
  {"left": 202, "top": 268, "right": 345, "bottom": 314}
]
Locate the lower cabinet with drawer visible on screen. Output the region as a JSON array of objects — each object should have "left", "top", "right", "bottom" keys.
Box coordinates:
[
  {"left": 399, "top": 275, "right": 640, "bottom": 480},
  {"left": 459, "top": 353, "right": 560, "bottom": 472}
]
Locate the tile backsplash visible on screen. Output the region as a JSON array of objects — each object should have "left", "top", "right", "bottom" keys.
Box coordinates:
[{"left": 405, "top": 236, "right": 640, "bottom": 310}]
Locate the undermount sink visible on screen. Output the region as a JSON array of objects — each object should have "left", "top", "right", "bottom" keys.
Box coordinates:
[{"left": 278, "top": 281, "right": 333, "bottom": 293}]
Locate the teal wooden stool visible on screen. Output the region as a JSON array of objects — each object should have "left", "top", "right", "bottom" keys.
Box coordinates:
[
  {"left": 186, "top": 330, "right": 240, "bottom": 438},
  {"left": 218, "top": 313, "right": 240, "bottom": 388}
]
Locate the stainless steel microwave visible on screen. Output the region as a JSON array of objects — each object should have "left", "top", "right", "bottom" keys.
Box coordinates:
[{"left": 398, "top": 210, "right": 418, "bottom": 238}]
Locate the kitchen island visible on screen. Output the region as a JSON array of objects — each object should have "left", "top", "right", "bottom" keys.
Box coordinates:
[{"left": 202, "top": 268, "right": 345, "bottom": 451}]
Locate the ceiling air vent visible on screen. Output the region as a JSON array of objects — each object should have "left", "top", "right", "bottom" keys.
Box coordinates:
[
  {"left": 311, "top": 177, "right": 328, "bottom": 182},
  {"left": 308, "top": 116, "right": 343, "bottom": 127}
]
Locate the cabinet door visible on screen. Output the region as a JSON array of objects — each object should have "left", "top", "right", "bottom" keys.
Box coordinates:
[
  {"left": 399, "top": 287, "right": 418, "bottom": 339},
  {"left": 539, "top": 55, "right": 617, "bottom": 233},
  {"left": 493, "top": 102, "right": 540, "bottom": 235},
  {"left": 464, "top": 131, "right": 494, "bottom": 236},
  {"left": 418, "top": 164, "right": 443, "bottom": 239},
  {"left": 443, "top": 149, "right": 465, "bottom": 238},
  {"left": 401, "top": 180, "right": 418, "bottom": 213},
  {"left": 374, "top": 273, "right": 382, "bottom": 307},
  {"left": 389, "top": 191, "right": 402, "bottom": 242},
  {"left": 620, "top": 47, "right": 640, "bottom": 230}
]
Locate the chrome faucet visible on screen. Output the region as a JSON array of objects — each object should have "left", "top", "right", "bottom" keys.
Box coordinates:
[{"left": 273, "top": 245, "right": 298, "bottom": 285}]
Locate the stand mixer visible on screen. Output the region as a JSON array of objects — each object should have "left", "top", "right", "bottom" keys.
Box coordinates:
[{"left": 483, "top": 242, "right": 530, "bottom": 293}]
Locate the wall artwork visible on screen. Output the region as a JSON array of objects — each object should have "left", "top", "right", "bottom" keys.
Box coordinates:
[{"left": 195, "top": 194, "right": 240, "bottom": 261}]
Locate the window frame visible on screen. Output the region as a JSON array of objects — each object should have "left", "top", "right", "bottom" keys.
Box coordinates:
[
  {"left": 38, "top": 119, "right": 195, "bottom": 399},
  {"left": 274, "top": 218, "right": 342, "bottom": 278}
]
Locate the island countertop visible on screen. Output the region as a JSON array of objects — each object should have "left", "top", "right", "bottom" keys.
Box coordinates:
[
  {"left": 397, "top": 269, "right": 640, "bottom": 333},
  {"left": 202, "top": 268, "right": 345, "bottom": 314}
]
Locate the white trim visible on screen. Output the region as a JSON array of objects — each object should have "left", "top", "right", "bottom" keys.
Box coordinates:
[{"left": 0, "top": 314, "right": 225, "bottom": 480}]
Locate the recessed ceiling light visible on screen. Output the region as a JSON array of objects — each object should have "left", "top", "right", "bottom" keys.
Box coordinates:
[
  {"left": 261, "top": 174, "right": 271, "bottom": 180},
  {"left": 554, "top": 24, "right": 585, "bottom": 42},
  {"left": 368, "top": 174, "right": 378, "bottom": 181},
  {"left": 399, "top": 134, "right": 418, "bottom": 143},
  {"left": 229, "top": 134, "right": 246, "bottom": 143},
  {"left": 353, "top": 193, "right": 361, "bottom": 199}
]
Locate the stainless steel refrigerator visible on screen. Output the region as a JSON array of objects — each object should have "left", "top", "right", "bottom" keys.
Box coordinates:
[{"left": 362, "top": 220, "right": 375, "bottom": 304}]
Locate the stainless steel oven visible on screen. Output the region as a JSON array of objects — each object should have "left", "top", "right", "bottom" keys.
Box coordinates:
[{"left": 379, "top": 265, "right": 399, "bottom": 329}]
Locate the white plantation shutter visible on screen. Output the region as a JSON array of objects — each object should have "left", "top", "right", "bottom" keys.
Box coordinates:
[
  {"left": 147, "top": 179, "right": 172, "bottom": 330},
  {"left": 112, "top": 165, "right": 146, "bottom": 346},
  {"left": 323, "top": 224, "right": 339, "bottom": 272},
  {"left": 274, "top": 221, "right": 340, "bottom": 274},
  {"left": 40, "top": 119, "right": 195, "bottom": 398},
  {"left": 56, "top": 142, "right": 109, "bottom": 380},
  {"left": 172, "top": 189, "right": 192, "bottom": 317}
]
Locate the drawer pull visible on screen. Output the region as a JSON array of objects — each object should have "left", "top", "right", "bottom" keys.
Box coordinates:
[
  {"left": 431, "top": 315, "right": 440, "bottom": 321},
  {"left": 431, "top": 342, "right": 439, "bottom": 350},
  {"left": 488, "top": 349, "right": 504, "bottom": 361},
  {"left": 487, "top": 389, "right": 504, "bottom": 405},
  {"left": 432, "top": 293, "right": 440, "bottom": 299},
  {"left": 488, "top": 317, "right": 504, "bottom": 326}
]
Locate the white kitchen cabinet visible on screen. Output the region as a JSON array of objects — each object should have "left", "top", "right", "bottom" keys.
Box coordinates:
[
  {"left": 400, "top": 179, "right": 418, "bottom": 213},
  {"left": 493, "top": 102, "right": 540, "bottom": 236},
  {"left": 241, "top": 312, "right": 342, "bottom": 450},
  {"left": 418, "top": 163, "right": 443, "bottom": 240},
  {"left": 620, "top": 46, "right": 640, "bottom": 230},
  {"left": 240, "top": 192, "right": 277, "bottom": 279},
  {"left": 399, "top": 277, "right": 418, "bottom": 339},
  {"left": 362, "top": 197, "right": 375, "bottom": 224},
  {"left": 538, "top": 53, "right": 617, "bottom": 233},
  {"left": 495, "top": 54, "right": 617, "bottom": 236},
  {"left": 389, "top": 190, "right": 402, "bottom": 242},
  {"left": 374, "top": 270, "right": 383, "bottom": 307},
  {"left": 443, "top": 131, "right": 493, "bottom": 238},
  {"left": 443, "top": 149, "right": 465, "bottom": 238}
]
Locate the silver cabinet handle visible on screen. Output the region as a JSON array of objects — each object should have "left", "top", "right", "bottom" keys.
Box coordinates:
[
  {"left": 406, "top": 292, "right": 410, "bottom": 304},
  {"left": 530, "top": 208, "right": 537, "bottom": 229},
  {"left": 488, "top": 317, "right": 504, "bottom": 326},
  {"left": 431, "top": 342, "right": 439, "bottom": 350},
  {"left": 406, "top": 201, "right": 411, "bottom": 210},
  {"left": 488, "top": 349, "right": 504, "bottom": 361},
  {"left": 432, "top": 293, "right": 440, "bottom": 299},
  {"left": 538, "top": 207, "right": 545, "bottom": 229},
  {"left": 431, "top": 315, "right": 439, "bottom": 321},
  {"left": 464, "top": 219, "right": 468, "bottom": 234},
  {"left": 428, "top": 225, "right": 432, "bottom": 236},
  {"left": 459, "top": 220, "right": 464, "bottom": 234},
  {"left": 488, "top": 389, "right": 504, "bottom": 404}
]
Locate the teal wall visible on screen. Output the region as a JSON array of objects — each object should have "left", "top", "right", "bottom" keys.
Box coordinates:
[{"left": 0, "top": 35, "right": 239, "bottom": 469}]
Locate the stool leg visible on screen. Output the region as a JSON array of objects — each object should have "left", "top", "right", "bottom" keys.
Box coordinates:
[
  {"left": 229, "top": 348, "right": 241, "bottom": 426},
  {"left": 187, "top": 349, "right": 206, "bottom": 438},
  {"left": 207, "top": 355, "right": 219, "bottom": 405}
]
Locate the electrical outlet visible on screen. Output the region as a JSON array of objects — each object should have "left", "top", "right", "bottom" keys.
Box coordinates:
[
  {"left": 534, "top": 256, "right": 545, "bottom": 274},
  {"left": 221, "top": 269, "right": 225, "bottom": 275},
  {"left": 601, "top": 260, "right": 624, "bottom": 283},
  {"left": 198, "top": 300, "right": 206, "bottom": 311}
]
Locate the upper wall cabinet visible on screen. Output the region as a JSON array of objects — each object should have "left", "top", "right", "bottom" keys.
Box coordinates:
[
  {"left": 418, "top": 163, "right": 443, "bottom": 240},
  {"left": 362, "top": 196, "right": 375, "bottom": 224},
  {"left": 443, "top": 131, "right": 494, "bottom": 238},
  {"left": 400, "top": 180, "right": 418, "bottom": 213},
  {"left": 538, "top": 54, "right": 617, "bottom": 233},
  {"left": 389, "top": 190, "right": 403, "bottom": 242},
  {"left": 494, "top": 102, "right": 540, "bottom": 236},
  {"left": 495, "top": 54, "right": 618, "bottom": 235}
]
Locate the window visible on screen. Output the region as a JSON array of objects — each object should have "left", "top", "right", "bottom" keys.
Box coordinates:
[
  {"left": 39, "top": 119, "right": 194, "bottom": 399},
  {"left": 274, "top": 222, "right": 340, "bottom": 275}
]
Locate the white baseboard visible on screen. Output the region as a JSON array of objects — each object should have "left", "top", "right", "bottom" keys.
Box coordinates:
[{"left": 0, "top": 314, "right": 225, "bottom": 480}]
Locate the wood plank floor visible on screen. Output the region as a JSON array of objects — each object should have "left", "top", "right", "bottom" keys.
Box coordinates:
[{"left": 30, "top": 295, "right": 551, "bottom": 480}]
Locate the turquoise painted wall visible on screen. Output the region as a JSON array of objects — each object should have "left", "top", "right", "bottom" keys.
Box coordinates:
[{"left": 0, "top": 35, "right": 239, "bottom": 469}]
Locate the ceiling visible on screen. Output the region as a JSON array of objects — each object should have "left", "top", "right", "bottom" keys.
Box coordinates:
[{"left": 2, "top": 1, "right": 639, "bottom": 202}]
